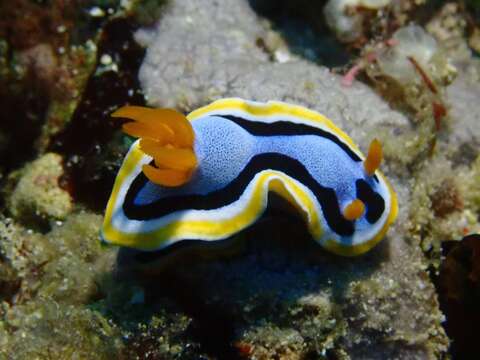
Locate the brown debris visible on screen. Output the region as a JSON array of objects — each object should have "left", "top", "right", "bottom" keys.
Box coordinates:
[
  {"left": 0, "top": 0, "right": 77, "bottom": 50},
  {"left": 430, "top": 179, "right": 463, "bottom": 218}
]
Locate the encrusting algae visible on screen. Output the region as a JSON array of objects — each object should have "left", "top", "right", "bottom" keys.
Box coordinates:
[{"left": 6, "top": 153, "right": 72, "bottom": 227}]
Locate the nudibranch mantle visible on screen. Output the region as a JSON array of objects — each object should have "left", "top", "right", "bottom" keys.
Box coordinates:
[{"left": 101, "top": 98, "right": 398, "bottom": 256}]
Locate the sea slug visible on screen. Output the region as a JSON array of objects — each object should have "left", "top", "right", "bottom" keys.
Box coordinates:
[{"left": 101, "top": 98, "right": 398, "bottom": 256}]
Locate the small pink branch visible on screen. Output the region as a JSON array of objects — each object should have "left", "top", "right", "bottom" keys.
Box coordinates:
[{"left": 342, "top": 64, "right": 362, "bottom": 87}]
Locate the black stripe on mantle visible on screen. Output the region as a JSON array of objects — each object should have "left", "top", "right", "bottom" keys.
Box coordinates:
[
  {"left": 123, "top": 153, "right": 385, "bottom": 237},
  {"left": 217, "top": 114, "right": 361, "bottom": 161},
  {"left": 214, "top": 114, "right": 379, "bottom": 183}
]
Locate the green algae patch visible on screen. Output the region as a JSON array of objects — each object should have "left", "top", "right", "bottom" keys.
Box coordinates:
[
  {"left": 463, "top": 156, "right": 480, "bottom": 215},
  {"left": 7, "top": 153, "right": 72, "bottom": 227},
  {"left": 0, "top": 211, "right": 211, "bottom": 359},
  {"left": 0, "top": 212, "right": 113, "bottom": 302},
  {"left": 119, "top": 312, "right": 209, "bottom": 359},
  {"left": 36, "top": 213, "right": 116, "bottom": 304},
  {"left": 344, "top": 271, "right": 448, "bottom": 358},
  {"left": 238, "top": 292, "right": 347, "bottom": 359},
  {"left": 0, "top": 212, "right": 124, "bottom": 359},
  {"left": 240, "top": 325, "right": 307, "bottom": 360},
  {"left": 0, "top": 299, "right": 123, "bottom": 360}
]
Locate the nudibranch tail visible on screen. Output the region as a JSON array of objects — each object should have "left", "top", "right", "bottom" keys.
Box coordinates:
[
  {"left": 364, "top": 138, "right": 383, "bottom": 176},
  {"left": 112, "top": 106, "right": 197, "bottom": 187}
]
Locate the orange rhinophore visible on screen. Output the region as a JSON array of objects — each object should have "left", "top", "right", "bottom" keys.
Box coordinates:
[
  {"left": 111, "top": 106, "right": 197, "bottom": 187},
  {"left": 364, "top": 138, "right": 383, "bottom": 176},
  {"left": 343, "top": 199, "right": 365, "bottom": 221}
]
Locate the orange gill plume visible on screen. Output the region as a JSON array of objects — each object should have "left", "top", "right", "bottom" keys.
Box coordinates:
[{"left": 111, "top": 106, "right": 197, "bottom": 187}]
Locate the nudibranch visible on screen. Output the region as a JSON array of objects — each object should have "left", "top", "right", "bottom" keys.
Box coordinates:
[{"left": 101, "top": 98, "right": 398, "bottom": 256}]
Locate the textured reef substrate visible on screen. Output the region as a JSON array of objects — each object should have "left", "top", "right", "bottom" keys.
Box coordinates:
[{"left": 1, "top": 0, "right": 480, "bottom": 359}]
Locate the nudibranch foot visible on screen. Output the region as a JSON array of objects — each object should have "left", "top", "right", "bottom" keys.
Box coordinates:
[
  {"left": 102, "top": 98, "right": 398, "bottom": 257},
  {"left": 117, "top": 235, "right": 247, "bottom": 276}
]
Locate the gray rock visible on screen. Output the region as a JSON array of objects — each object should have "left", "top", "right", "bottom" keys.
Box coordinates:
[
  {"left": 445, "top": 69, "right": 480, "bottom": 153},
  {"left": 136, "top": 0, "right": 268, "bottom": 109}
]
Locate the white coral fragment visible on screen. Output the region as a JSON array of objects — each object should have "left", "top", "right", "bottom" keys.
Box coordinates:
[
  {"left": 324, "top": 0, "right": 392, "bottom": 42},
  {"left": 377, "top": 25, "right": 439, "bottom": 84}
]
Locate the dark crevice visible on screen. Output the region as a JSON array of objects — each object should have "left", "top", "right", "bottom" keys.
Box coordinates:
[
  {"left": 0, "top": 78, "right": 49, "bottom": 172},
  {"left": 50, "top": 17, "right": 146, "bottom": 212},
  {"left": 141, "top": 271, "right": 242, "bottom": 360},
  {"left": 0, "top": 258, "right": 21, "bottom": 306},
  {"left": 248, "top": 0, "right": 350, "bottom": 67},
  {"left": 430, "top": 234, "right": 480, "bottom": 360}
]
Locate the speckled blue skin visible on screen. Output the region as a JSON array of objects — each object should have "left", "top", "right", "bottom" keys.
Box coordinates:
[{"left": 134, "top": 115, "right": 378, "bottom": 233}]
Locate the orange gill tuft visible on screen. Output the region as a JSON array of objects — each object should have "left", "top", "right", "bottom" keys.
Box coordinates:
[{"left": 112, "top": 106, "right": 197, "bottom": 187}]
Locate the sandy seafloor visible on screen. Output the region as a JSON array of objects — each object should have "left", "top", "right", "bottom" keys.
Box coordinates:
[{"left": 1, "top": 0, "right": 480, "bottom": 359}]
